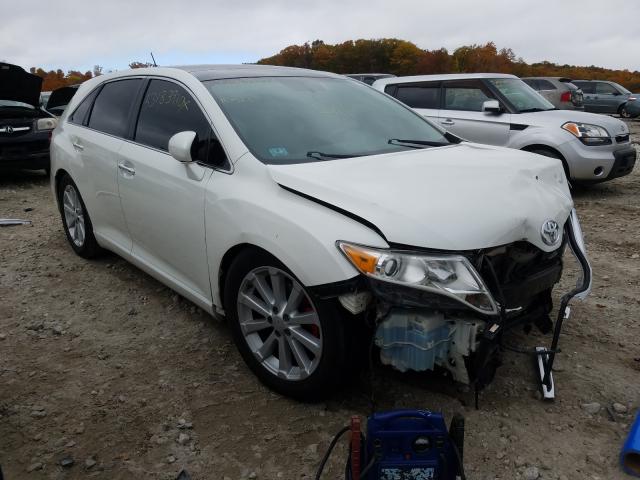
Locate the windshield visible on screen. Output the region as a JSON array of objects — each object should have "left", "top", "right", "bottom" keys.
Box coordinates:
[
  {"left": 203, "top": 76, "right": 450, "bottom": 164},
  {"left": 488, "top": 78, "right": 555, "bottom": 113},
  {"left": 0, "top": 100, "right": 35, "bottom": 109}
]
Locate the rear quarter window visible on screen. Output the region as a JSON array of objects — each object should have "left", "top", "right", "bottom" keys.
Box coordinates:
[
  {"left": 395, "top": 83, "right": 440, "bottom": 109},
  {"left": 69, "top": 88, "right": 99, "bottom": 126}
]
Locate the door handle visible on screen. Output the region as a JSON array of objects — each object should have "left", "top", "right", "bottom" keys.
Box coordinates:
[
  {"left": 118, "top": 163, "right": 135, "bottom": 176},
  {"left": 440, "top": 119, "right": 455, "bottom": 126},
  {"left": 72, "top": 141, "right": 84, "bottom": 151}
]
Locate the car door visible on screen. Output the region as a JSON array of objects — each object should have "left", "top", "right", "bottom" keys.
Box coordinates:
[
  {"left": 385, "top": 81, "right": 441, "bottom": 124},
  {"left": 117, "top": 78, "right": 222, "bottom": 306},
  {"left": 66, "top": 79, "right": 144, "bottom": 252},
  {"left": 595, "top": 82, "right": 622, "bottom": 113},
  {"left": 438, "top": 79, "right": 511, "bottom": 146}
]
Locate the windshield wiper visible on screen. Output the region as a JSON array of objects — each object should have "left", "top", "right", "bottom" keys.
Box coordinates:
[
  {"left": 306, "top": 151, "right": 362, "bottom": 160},
  {"left": 518, "top": 107, "right": 553, "bottom": 113},
  {"left": 388, "top": 138, "right": 449, "bottom": 148}
]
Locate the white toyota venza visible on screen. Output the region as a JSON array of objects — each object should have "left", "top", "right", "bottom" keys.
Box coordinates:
[{"left": 51, "top": 65, "right": 592, "bottom": 400}]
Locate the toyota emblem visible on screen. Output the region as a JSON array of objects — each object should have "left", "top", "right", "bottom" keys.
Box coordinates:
[{"left": 541, "top": 219, "right": 560, "bottom": 246}]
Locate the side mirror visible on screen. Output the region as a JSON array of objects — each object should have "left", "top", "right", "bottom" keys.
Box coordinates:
[
  {"left": 482, "top": 100, "right": 502, "bottom": 114},
  {"left": 611, "top": 91, "right": 621, "bottom": 96},
  {"left": 168, "top": 131, "right": 197, "bottom": 163}
]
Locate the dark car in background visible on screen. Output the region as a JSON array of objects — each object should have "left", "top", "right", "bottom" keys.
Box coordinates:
[
  {"left": 346, "top": 73, "right": 396, "bottom": 85},
  {"left": 522, "top": 77, "right": 583, "bottom": 110},
  {"left": 624, "top": 95, "right": 640, "bottom": 118},
  {"left": 572, "top": 80, "right": 640, "bottom": 118},
  {"left": 45, "top": 85, "right": 80, "bottom": 116},
  {"left": 0, "top": 62, "right": 57, "bottom": 173}
]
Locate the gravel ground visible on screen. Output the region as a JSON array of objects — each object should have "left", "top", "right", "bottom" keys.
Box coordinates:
[{"left": 1, "top": 119, "right": 639, "bottom": 480}]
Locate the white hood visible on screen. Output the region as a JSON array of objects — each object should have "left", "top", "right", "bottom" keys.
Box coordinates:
[
  {"left": 269, "top": 143, "right": 574, "bottom": 252},
  {"left": 518, "top": 109, "right": 629, "bottom": 137}
]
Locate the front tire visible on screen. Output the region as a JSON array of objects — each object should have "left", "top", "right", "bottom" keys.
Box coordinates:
[
  {"left": 57, "top": 174, "right": 102, "bottom": 258},
  {"left": 224, "top": 249, "right": 347, "bottom": 400},
  {"left": 619, "top": 104, "right": 631, "bottom": 119}
]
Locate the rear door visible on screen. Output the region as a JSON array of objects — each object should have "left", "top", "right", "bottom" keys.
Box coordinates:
[
  {"left": 577, "top": 82, "right": 597, "bottom": 111},
  {"left": 439, "top": 79, "right": 511, "bottom": 146},
  {"left": 66, "top": 79, "right": 143, "bottom": 252},
  {"left": 385, "top": 81, "right": 441, "bottom": 125},
  {"left": 117, "top": 78, "right": 223, "bottom": 305}
]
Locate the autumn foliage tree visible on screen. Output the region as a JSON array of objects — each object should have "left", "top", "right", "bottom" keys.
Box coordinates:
[{"left": 259, "top": 39, "right": 640, "bottom": 90}]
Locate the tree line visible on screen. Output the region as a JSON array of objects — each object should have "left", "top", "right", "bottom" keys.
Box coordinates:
[
  {"left": 26, "top": 40, "right": 640, "bottom": 91},
  {"left": 258, "top": 39, "right": 640, "bottom": 91}
]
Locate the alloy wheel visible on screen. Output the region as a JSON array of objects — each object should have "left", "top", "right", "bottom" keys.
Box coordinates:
[
  {"left": 237, "top": 266, "right": 322, "bottom": 381},
  {"left": 62, "top": 184, "right": 85, "bottom": 247}
]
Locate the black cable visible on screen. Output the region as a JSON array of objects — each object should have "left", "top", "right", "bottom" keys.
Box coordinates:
[
  {"left": 314, "top": 426, "right": 350, "bottom": 480},
  {"left": 360, "top": 456, "right": 377, "bottom": 478},
  {"left": 449, "top": 436, "right": 467, "bottom": 480}
]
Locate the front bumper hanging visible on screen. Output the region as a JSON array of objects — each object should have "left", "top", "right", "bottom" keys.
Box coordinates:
[{"left": 536, "top": 209, "right": 592, "bottom": 399}]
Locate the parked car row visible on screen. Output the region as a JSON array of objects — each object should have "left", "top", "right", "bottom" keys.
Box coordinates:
[
  {"left": 372, "top": 73, "right": 635, "bottom": 184},
  {"left": 49, "top": 65, "right": 594, "bottom": 399}
]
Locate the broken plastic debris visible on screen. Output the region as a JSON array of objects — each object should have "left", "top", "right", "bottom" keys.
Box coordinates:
[{"left": 0, "top": 219, "right": 32, "bottom": 227}]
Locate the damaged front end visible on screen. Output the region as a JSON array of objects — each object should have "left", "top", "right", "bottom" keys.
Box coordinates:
[{"left": 336, "top": 209, "right": 592, "bottom": 396}]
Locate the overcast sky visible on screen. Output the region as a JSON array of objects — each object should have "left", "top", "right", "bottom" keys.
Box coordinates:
[{"left": 3, "top": 0, "right": 639, "bottom": 73}]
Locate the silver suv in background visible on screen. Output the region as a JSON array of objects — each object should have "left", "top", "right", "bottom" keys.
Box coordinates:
[
  {"left": 522, "top": 77, "right": 583, "bottom": 110},
  {"left": 373, "top": 73, "right": 636, "bottom": 184},
  {"left": 572, "top": 80, "right": 639, "bottom": 118}
]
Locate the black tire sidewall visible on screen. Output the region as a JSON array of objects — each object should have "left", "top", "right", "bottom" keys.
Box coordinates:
[
  {"left": 224, "top": 249, "right": 346, "bottom": 401},
  {"left": 57, "top": 175, "right": 101, "bottom": 258}
]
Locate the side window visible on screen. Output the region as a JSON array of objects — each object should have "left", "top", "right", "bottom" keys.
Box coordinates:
[
  {"left": 69, "top": 88, "right": 99, "bottom": 125},
  {"left": 537, "top": 80, "right": 556, "bottom": 90},
  {"left": 596, "top": 82, "right": 618, "bottom": 95},
  {"left": 443, "top": 80, "right": 493, "bottom": 112},
  {"left": 134, "top": 79, "right": 224, "bottom": 165},
  {"left": 384, "top": 85, "right": 397, "bottom": 95},
  {"left": 88, "top": 79, "right": 143, "bottom": 137},
  {"left": 576, "top": 82, "right": 595, "bottom": 94},
  {"left": 522, "top": 79, "right": 540, "bottom": 91},
  {"left": 395, "top": 83, "right": 440, "bottom": 109}
]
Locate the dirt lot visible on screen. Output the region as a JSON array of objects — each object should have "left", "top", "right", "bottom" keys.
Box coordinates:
[{"left": 1, "top": 119, "right": 639, "bottom": 480}]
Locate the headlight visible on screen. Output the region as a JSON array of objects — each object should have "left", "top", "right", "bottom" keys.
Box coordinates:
[
  {"left": 337, "top": 241, "right": 497, "bottom": 314},
  {"left": 36, "top": 117, "right": 57, "bottom": 131},
  {"left": 561, "top": 122, "right": 611, "bottom": 146}
]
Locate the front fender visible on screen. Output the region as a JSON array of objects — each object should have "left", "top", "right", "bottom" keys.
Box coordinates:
[{"left": 204, "top": 170, "right": 388, "bottom": 309}]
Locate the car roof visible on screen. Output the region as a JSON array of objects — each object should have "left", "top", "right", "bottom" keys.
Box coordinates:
[
  {"left": 372, "top": 72, "right": 517, "bottom": 88},
  {"left": 173, "top": 64, "right": 342, "bottom": 81},
  {"left": 522, "top": 76, "right": 573, "bottom": 82}
]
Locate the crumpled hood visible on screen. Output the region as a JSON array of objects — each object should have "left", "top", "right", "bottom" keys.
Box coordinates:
[
  {"left": 518, "top": 109, "right": 629, "bottom": 137},
  {"left": 0, "top": 62, "right": 43, "bottom": 107},
  {"left": 269, "top": 143, "right": 574, "bottom": 252}
]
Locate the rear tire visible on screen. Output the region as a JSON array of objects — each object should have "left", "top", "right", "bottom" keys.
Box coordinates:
[
  {"left": 57, "top": 174, "right": 103, "bottom": 258},
  {"left": 224, "top": 249, "right": 347, "bottom": 401}
]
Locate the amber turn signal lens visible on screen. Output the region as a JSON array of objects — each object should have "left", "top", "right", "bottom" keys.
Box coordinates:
[{"left": 341, "top": 244, "right": 379, "bottom": 274}]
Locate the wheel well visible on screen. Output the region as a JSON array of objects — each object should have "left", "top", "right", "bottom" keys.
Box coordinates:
[
  {"left": 218, "top": 243, "right": 273, "bottom": 307},
  {"left": 618, "top": 103, "right": 626, "bottom": 113},
  {"left": 53, "top": 169, "right": 70, "bottom": 209},
  {"left": 521, "top": 145, "right": 569, "bottom": 177}
]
